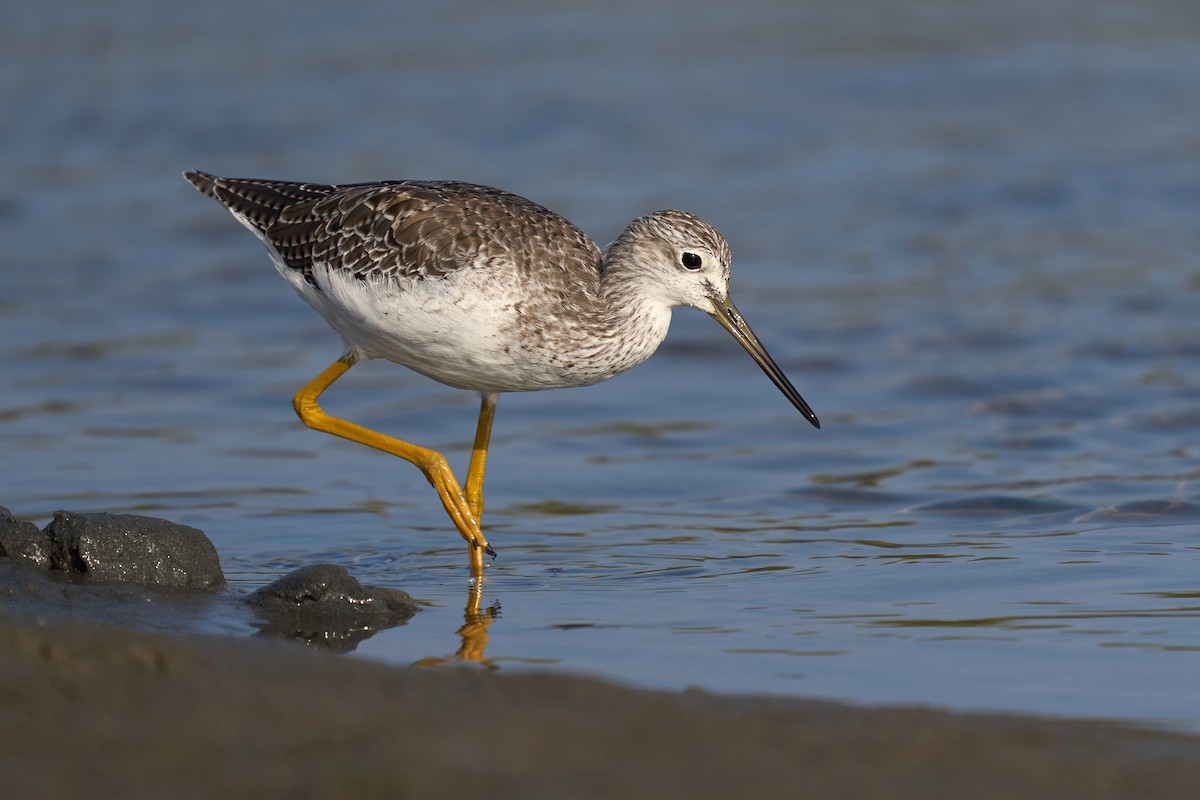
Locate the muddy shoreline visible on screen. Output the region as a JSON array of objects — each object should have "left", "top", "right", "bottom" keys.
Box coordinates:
[{"left": 3, "top": 609, "right": 1199, "bottom": 799}]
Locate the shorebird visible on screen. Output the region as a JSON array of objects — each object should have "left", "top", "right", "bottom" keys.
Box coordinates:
[{"left": 185, "top": 171, "right": 819, "bottom": 580}]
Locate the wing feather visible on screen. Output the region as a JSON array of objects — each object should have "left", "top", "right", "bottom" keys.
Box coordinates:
[{"left": 185, "top": 172, "right": 602, "bottom": 288}]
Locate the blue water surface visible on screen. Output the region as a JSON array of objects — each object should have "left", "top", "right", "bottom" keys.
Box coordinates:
[{"left": 2, "top": 0, "right": 1199, "bottom": 730}]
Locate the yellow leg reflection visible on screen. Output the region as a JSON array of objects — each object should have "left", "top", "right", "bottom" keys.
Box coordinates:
[
  {"left": 414, "top": 584, "right": 499, "bottom": 669},
  {"left": 292, "top": 353, "right": 496, "bottom": 579},
  {"left": 453, "top": 584, "right": 499, "bottom": 666}
]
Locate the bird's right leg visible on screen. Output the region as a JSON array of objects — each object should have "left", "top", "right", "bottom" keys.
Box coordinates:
[
  {"left": 462, "top": 392, "right": 499, "bottom": 576},
  {"left": 292, "top": 353, "right": 495, "bottom": 580}
]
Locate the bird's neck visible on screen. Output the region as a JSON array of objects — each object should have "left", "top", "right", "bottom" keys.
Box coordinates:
[{"left": 593, "top": 258, "right": 673, "bottom": 371}]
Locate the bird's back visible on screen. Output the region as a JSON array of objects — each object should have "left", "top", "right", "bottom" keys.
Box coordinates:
[{"left": 184, "top": 171, "right": 601, "bottom": 288}]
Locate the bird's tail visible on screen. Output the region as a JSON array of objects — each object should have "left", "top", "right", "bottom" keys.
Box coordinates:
[{"left": 183, "top": 170, "right": 337, "bottom": 232}]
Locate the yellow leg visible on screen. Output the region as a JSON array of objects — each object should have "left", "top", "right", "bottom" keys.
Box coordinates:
[
  {"left": 463, "top": 393, "right": 498, "bottom": 576},
  {"left": 292, "top": 354, "right": 495, "bottom": 579},
  {"left": 464, "top": 393, "right": 498, "bottom": 518}
]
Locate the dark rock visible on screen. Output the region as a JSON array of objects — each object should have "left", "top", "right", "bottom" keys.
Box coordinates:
[
  {"left": 43, "top": 511, "right": 225, "bottom": 589},
  {"left": 248, "top": 564, "right": 419, "bottom": 652},
  {"left": 248, "top": 564, "right": 419, "bottom": 620},
  {"left": 0, "top": 507, "right": 50, "bottom": 568}
]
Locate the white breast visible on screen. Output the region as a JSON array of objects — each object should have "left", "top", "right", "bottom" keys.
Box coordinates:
[{"left": 275, "top": 257, "right": 672, "bottom": 394}]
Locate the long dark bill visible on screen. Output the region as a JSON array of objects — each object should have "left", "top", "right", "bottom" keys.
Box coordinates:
[{"left": 709, "top": 297, "right": 821, "bottom": 429}]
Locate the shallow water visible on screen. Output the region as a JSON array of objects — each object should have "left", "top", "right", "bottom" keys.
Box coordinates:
[{"left": 3, "top": 0, "right": 1200, "bottom": 730}]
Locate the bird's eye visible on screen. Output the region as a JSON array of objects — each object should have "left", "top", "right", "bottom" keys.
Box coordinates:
[{"left": 681, "top": 252, "right": 702, "bottom": 270}]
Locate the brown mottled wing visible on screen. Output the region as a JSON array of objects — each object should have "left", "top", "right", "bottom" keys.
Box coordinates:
[
  {"left": 186, "top": 171, "right": 600, "bottom": 286},
  {"left": 266, "top": 181, "right": 488, "bottom": 282}
]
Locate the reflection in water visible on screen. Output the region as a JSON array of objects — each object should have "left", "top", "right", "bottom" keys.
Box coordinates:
[
  {"left": 414, "top": 585, "right": 501, "bottom": 670},
  {"left": 252, "top": 618, "right": 379, "bottom": 654}
]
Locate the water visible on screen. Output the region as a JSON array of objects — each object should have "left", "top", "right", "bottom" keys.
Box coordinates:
[{"left": 3, "top": 0, "right": 1200, "bottom": 730}]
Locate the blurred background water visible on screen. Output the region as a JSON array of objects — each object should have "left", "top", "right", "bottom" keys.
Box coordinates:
[{"left": 3, "top": 0, "right": 1200, "bottom": 730}]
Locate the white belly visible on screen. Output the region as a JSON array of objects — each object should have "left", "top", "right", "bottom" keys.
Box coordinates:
[{"left": 278, "top": 259, "right": 671, "bottom": 394}]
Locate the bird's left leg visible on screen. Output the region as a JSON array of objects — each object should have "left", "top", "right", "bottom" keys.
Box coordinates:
[{"left": 292, "top": 353, "right": 494, "bottom": 579}]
